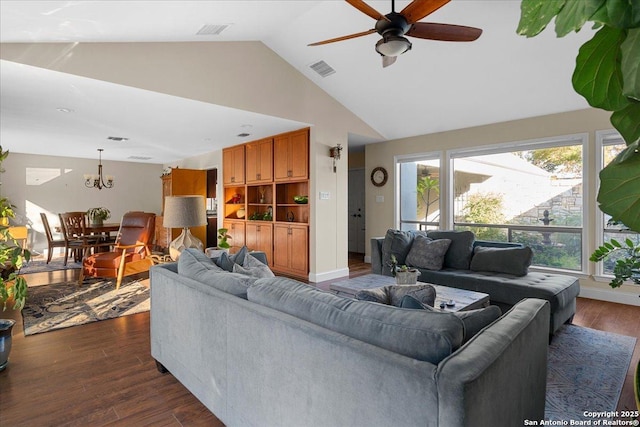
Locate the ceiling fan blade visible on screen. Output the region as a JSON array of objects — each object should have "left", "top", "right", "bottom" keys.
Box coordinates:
[
  {"left": 407, "top": 22, "right": 482, "bottom": 42},
  {"left": 382, "top": 55, "right": 397, "bottom": 68},
  {"left": 400, "top": 0, "right": 450, "bottom": 24},
  {"left": 345, "top": 0, "right": 389, "bottom": 21},
  {"left": 308, "top": 29, "right": 376, "bottom": 46}
]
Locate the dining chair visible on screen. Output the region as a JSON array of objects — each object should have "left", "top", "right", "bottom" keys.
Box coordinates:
[
  {"left": 39, "top": 213, "right": 67, "bottom": 264},
  {"left": 58, "top": 212, "right": 106, "bottom": 265},
  {"left": 79, "top": 212, "right": 156, "bottom": 289}
]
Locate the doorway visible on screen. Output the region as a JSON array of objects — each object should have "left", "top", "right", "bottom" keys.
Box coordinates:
[{"left": 348, "top": 168, "right": 366, "bottom": 254}]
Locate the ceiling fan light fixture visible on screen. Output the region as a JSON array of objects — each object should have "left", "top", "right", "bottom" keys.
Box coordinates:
[{"left": 375, "top": 35, "right": 411, "bottom": 57}]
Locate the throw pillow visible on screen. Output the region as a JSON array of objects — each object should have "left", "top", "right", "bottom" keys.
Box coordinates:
[
  {"left": 405, "top": 235, "right": 451, "bottom": 270},
  {"left": 215, "top": 246, "right": 249, "bottom": 272},
  {"left": 232, "top": 253, "right": 275, "bottom": 278},
  {"left": 426, "top": 230, "right": 475, "bottom": 270},
  {"left": 381, "top": 229, "right": 415, "bottom": 274},
  {"left": 355, "top": 284, "right": 436, "bottom": 308},
  {"left": 469, "top": 246, "right": 533, "bottom": 277},
  {"left": 400, "top": 295, "right": 502, "bottom": 343},
  {"left": 177, "top": 248, "right": 224, "bottom": 275}
]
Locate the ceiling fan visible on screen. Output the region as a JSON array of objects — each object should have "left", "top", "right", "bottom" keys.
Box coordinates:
[{"left": 308, "top": 0, "right": 482, "bottom": 67}]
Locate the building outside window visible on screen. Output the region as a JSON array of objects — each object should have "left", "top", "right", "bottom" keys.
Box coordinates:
[{"left": 398, "top": 154, "right": 441, "bottom": 232}]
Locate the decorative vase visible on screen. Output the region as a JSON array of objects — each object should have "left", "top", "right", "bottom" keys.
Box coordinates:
[
  {"left": 91, "top": 218, "right": 103, "bottom": 226},
  {"left": 0, "top": 319, "right": 16, "bottom": 371},
  {"left": 236, "top": 208, "right": 245, "bottom": 219},
  {"left": 395, "top": 270, "right": 421, "bottom": 285}
]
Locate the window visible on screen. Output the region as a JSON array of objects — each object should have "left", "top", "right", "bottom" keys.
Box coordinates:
[
  {"left": 596, "top": 131, "right": 640, "bottom": 278},
  {"left": 397, "top": 154, "right": 441, "bottom": 232},
  {"left": 450, "top": 135, "right": 586, "bottom": 271}
]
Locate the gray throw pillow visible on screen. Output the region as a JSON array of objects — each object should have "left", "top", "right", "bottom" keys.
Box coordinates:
[
  {"left": 233, "top": 253, "right": 275, "bottom": 278},
  {"left": 405, "top": 236, "right": 451, "bottom": 270},
  {"left": 470, "top": 246, "right": 533, "bottom": 276},
  {"left": 426, "top": 230, "right": 475, "bottom": 270},
  {"left": 177, "top": 248, "right": 224, "bottom": 274},
  {"left": 400, "top": 295, "right": 502, "bottom": 343},
  {"left": 381, "top": 229, "right": 416, "bottom": 273},
  {"left": 215, "top": 246, "right": 249, "bottom": 272},
  {"left": 355, "top": 284, "right": 436, "bottom": 308}
]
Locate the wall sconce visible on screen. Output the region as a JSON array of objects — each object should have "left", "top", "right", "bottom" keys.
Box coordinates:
[{"left": 329, "top": 144, "right": 343, "bottom": 173}]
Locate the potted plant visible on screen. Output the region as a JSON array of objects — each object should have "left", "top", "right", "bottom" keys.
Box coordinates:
[
  {"left": 217, "top": 228, "right": 231, "bottom": 251},
  {"left": 86, "top": 207, "right": 111, "bottom": 226},
  {"left": 0, "top": 219, "right": 30, "bottom": 371},
  {"left": 0, "top": 198, "right": 15, "bottom": 226},
  {"left": 389, "top": 254, "right": 421, "bottom": 284}
]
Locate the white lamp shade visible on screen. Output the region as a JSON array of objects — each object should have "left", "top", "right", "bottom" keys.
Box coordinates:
[{"left": 163, "top": 195, "right": 207, "bottom": 228}]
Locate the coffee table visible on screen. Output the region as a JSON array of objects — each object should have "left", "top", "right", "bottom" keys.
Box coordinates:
[{"left": 329, "top": 274, "right": 489, "bottom": 312}]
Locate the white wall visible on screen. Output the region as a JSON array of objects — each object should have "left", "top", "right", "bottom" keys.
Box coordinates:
[
  {"left": 2, "top": 152, "right": 163, "bottom": 254},
  {"left": 365, "top": 108, "right": 640, "bottom": 305}
]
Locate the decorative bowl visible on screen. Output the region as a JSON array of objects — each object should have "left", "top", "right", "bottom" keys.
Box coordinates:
[{"left": 293, "top": 196, "right": 308, "bottom": 204}]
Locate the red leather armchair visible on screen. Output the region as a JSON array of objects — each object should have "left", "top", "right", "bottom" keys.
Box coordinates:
[{"left": 79, "top": 212, "right": 156, "bottom": 289}]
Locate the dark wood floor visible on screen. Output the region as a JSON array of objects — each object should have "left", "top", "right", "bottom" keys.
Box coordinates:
[{"left": 1, "top": 254, "right": 638, "bottom": 426}]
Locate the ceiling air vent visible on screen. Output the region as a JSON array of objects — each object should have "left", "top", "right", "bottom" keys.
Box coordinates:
[
  {"left": 237, "top": 133, "right": 251, "bottom": 138},
  {"left": 197, "top": 24, "right": 231, "bottom": 36},
  {"left": 128, "top": 155, "right": 152, "bottom": 161},
  {"left": 107, "top": 136, "right": 129, "bottom": 142},
  {"left": 309, "top": 60, "right": 336, "bottom": 78}
]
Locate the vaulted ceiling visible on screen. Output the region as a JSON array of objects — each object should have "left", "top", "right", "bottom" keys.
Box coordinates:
[{"left": 0, "top": 1, "right": 594, "bottom": 163}]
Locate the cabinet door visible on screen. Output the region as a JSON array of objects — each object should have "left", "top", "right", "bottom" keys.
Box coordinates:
[
  {"left": 246, "top": 139, "right": 272, "bottom": 184},
  {"left": 274, "top": 130, "right": 308, "bottom": 181},
  {"left": 246, "top": 223, "right": 273, "bottom": 264},
  {"left": 223, "top": 146, "right": 245, "bottom": 185},
  {"left": 273, "top": 224, "right": 308, "bottom": 276},
  {"left": 288, "top": 225, "right": 309, "bottom": 274},
  {"left": 223, "top": 220, "right": 245, "bottom": 253},
  {"left": 273, "top": 136, "right": 290, "bottom": 181},
  {"left": 288, "top": 130, "right": 308, "bottom": 180}
]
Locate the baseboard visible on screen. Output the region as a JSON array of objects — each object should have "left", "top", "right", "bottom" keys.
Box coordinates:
[
  {"left": 579, "top": 287, "right": 640, "bottom": 306},
  {"left": 308, "top": 268, "right": 350, "bottom": 283}
]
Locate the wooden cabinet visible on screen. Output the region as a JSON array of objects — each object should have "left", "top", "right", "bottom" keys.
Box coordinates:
[
  {"left": 222, "top": 127, "right": 309, "bottom": 277},
  {"left": 245, "top": 138, "right": 273, "bottom": 184},
  {"left": 223, "top": 220, "right": 245, "bottom": 254},
  {"left": 223, "top": 145, "right": 245, "bottom": 185},
  {"left": 245, "top": 222, "right": 273, "bottom": 265},
  {"left": 273, "top": 224, "right": 308, "bottom": 277},
  {"left": 274, "top": 129, "right": 309, "bottom": 182},
  {"left": 161, "top": 168, "right": 207, "bottom": 245}
]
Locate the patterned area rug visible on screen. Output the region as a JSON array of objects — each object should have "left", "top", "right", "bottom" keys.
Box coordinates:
[
  {"left": 546, "top": 324, "right": 636, "bottom": 421},
  {"left": 21, "top": 278, "right": 150, "bottom": 336},
  {"left": 19, "top": 258, "right": 82, "bottom": 274}
]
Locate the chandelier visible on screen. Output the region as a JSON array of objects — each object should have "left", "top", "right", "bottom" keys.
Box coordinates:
[{"left": 84, "top": 149, "right": 114, "bottom": 190}]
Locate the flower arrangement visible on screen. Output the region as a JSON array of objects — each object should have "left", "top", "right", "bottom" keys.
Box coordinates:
[{"left": 86, "top": 207, "right": 111, "bottom": 222}]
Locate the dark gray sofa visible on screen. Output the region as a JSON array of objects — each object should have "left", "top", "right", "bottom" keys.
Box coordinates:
[
  {"left": 371, "top": 229, "right": 580, "bottom": 335},
  {"left": 151, "top": 248, "right": 551, "bottom": 427}
]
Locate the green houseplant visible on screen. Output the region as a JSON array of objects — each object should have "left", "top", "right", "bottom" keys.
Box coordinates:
[
  {"left": 217, "top": 228, "right": 231, "bottom": 250},
  {"left": 86, "top": 207, "right": 111, "bottom": 226},
  {"left": 517, "top": 0, "right": 640, "bottom": 233}
]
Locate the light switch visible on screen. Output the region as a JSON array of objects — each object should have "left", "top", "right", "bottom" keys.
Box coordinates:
[
  {"left": 319, "top": 191, "right": 330, "bottom": 200},
  {"left": 376, "top": 195, "right": 384, "bottom": 203}
]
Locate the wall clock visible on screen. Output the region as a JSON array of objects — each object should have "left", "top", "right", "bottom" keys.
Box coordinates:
[{"left": 371, "top": 167, "right": 388, "bottom": 187}]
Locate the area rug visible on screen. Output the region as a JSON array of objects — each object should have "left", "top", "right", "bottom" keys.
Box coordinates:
[
  {"left": 19, "top": 258, "right": 82, "bottom": 274},
  {"left": 546, "top": 324, "right": 636, "bottom": 421},
  {"left": 21, "top": 278, "right": 149, "bottom": 336}
]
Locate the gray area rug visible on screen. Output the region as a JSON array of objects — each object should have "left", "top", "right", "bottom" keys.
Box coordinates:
[
  {"left": 546, "top": 324, "right": 636, "bottom": 421},
  {"left": 21, "top": 278, "right": 150, "bottom": 336},
  {"left": 19, "top": 258, "right": 82, "bottom": 274}
]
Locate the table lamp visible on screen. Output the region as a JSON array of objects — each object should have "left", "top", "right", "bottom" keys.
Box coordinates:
[{"left": 163, "top": 195, "right": 207, "bottom": 260}]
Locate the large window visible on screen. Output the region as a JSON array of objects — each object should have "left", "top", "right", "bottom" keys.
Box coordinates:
[
  {"left": 451, "top": 136, "right": 585, "bottom": 271},
  {"left": 398, "top": 155, "right": 441, "bottom": 231},
  {"left": 597, "top": 132, "right": 640, "bottom": 277}
]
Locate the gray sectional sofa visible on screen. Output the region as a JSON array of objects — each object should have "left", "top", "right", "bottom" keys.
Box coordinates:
[
  {"left": 371, "top": 229, "right": 580, "bottom": 335},
  {"left": 151, "top": 248, "right": 551, "bottom": 427}
]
